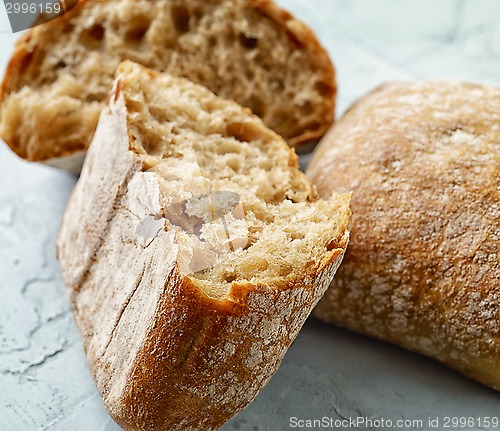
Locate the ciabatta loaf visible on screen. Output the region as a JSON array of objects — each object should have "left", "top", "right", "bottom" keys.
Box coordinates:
[
  {"left": 0, "top": 0, "right": 335, "bottom": 171},
  {"left": 56, "top": 61, "right": 349, "bottom": 431},
  {"left": 307, "top": 81, "right": 500, "bottom": 391}
]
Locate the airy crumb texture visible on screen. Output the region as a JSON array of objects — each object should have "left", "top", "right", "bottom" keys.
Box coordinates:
[
  {"left": 56, "top": 61, "right": 349, "bottom": 431},
  {"left": 308, "top": 80, "right": 500, "bottom": 391},
  {"left": 0, "top": 0, "right": 335, "bottom": 163},
  {"left": 119, "top": 60, "right": 348, "bottom": 298}
]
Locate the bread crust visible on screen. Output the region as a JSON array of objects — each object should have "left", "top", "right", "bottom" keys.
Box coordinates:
[
  {"left": 57, "top": 71, "right": 347, "bottom": 430},
  {"left": 307, "top": 81, "right": 500, "bottom": 390},
  {"left": 0, "top": 0, "right": 335, "bottom": 168}
]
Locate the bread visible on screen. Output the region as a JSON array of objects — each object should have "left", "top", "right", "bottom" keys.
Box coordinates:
[
  {"left": 56, "top": 60, "right": 349, "bottom": 430},
  {"left": 307, "top": 80, "right": 500, "bottom": 390},
  {"left": 0, "top": 0, "right": 335, "bottom": 171}
]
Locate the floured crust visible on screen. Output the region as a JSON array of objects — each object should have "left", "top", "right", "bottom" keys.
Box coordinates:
[
  {"left": 307, "top": 80, "right": 500, "bottom": 390},
  {"left": 56, "top": 64, "right": 348, "bottom": 430},
  {"left": 0, "top": 0, "right": 335, "bottom": 170}
]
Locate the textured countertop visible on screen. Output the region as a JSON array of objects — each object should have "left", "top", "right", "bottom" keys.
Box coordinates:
[{"left": 1, "top": 1, "right": 500, "bottom": 430}]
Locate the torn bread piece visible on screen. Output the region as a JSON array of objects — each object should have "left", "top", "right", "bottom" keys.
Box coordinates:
[
  {"left": 0, "top": 0, "right": 336, "bottom": 171},
  {"left": 56, "top": 61, "right": 349, "bottom": 431}
]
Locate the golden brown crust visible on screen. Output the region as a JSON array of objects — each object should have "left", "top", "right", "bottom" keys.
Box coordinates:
[
  {"left": 106, "top": 250, "right": 345, "bottom": 431},
  {"left": 0, "top": 0, "right": 335, "bottom": 166},
  {"left": 307, "top": 80, "right": 500, "bottom": 390},
  {"left": 57, "top": 65, "right": 348, "bottom": 430}
]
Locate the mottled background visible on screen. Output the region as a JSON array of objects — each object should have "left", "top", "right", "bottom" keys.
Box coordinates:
[{"left": 1, "top": 1, "right": 500, "bottom": 430}]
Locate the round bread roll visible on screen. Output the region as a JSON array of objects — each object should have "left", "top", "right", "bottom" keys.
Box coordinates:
[{"left": 307, "top": 81, "right": 500, "bottom": 390}]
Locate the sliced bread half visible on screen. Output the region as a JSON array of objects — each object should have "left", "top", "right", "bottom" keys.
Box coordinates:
[
  {"left": 0, "top": 0, "right": 335, "bottom": 171},
  {"left": 56, "top": 61, "right": 349, "bottom": 431}
]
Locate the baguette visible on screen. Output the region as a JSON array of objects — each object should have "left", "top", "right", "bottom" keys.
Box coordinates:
[
  {"left": 307, "top": 81, "right": 500, "bottom": 390},
  {"left": 56, "top": 60, "right": 350, "bottom": 430},
  {"left": 0, "top": 0, "right": 335, "bottom": 171}
]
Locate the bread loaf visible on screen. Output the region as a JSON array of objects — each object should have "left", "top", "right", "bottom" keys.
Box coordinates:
[
  {"left": 307, "top": 81, "right": 500, "bottom": 390},
  {"left": 0, "top": 0, "right": 335, "bottom": 171},
  {"left": 56, "top": 60, "right": 350, "bottom": 430}
]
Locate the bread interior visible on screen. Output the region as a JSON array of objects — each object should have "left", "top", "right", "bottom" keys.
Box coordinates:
[
  {"left": 4, "top": 0, "right": 334, "bottom": 151},
  {"left": 120, "top": 63, "right": 347, "bottom": 298}
]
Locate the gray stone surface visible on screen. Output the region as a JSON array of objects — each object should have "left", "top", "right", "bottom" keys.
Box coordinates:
[{"left": 1, "top": 1, "right": 500, "bottom": 430}]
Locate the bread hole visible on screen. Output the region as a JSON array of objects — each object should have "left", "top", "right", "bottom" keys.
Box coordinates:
[
  {"left": 125, "top": 16, "right": 150, "bottom": 44},
  {"left": 142, "top": 135, "right": 164, "bottom": 156},
  {"left": 326, "top": 239, "right": 340, "bottom": 251},
  {"left": 63, "top": 0, "right": 79, "bottom": 12},
  {"left": 279, "top": 263, "right": 293, "bottom": 277},
  {"left": 271, "top": 111, "right": 288, "bottom": 129},
  {"left": 239, "top": 33, "right": 258, "bottom": 49},
  {"left": 304, "top": 259, "right": 315, "bottom": 270},
  {"left": 80, "top": 24, "right": 105, "bottom": 47},
  {"left": 110, "top": 17, "right": 120, "bottom": 32},
  {"left": 224, "top": 273, "right": 237, "bottom": 283},
  {"left": 29, "top": 49, "right": 47, "bottom": 80},
  {"left": 270, "top": 79, "right": 285, "bottom": 92},
  {"left": 246, "top": 95, "right": 265, "bottom": 118},
  {"left": 18, "top": 50, "right": 34, "bottom": 78},
  {"left": 243, "top": 65, "right": 255, "bottom": 81},
  {"left": 442, "top": 125, "right": 464, "bottom": 136},
  {"left": 218, "top": 140, "right": 243, "bottom": 154},
  {"left": 204, "top": 99, "right": 227, "bottom": 113},
  {"left": 84, "top": 94, "right": 100, "bottom": 103},
  {"left": 307, "top": 122, "right": 322, "bottom": 131},
  {"left": 300, "top": 101, "right": 314, "bottom": 116},
  {"left": 226, "top": 156, "right": 241, "bottom": 172},
  {"left": 149, "top": 106, "right": 169, "bottom": 124},
  {"left": 226, "top": 122, "right": 264, "bottom": 143},
  {"left": 258, "top": 158, "right": 273, "bottom": 171},
  {"left": 272, "top": 189, "right": 286, "bottom": 201},
  {"left": 288, "top": 230, "right": 305, "bottom": 240},
  {"left": 63, "top": 22, "right": 74, "bottom": 33},
  {"left": 171, "top": 5, "right": 190, "bottom": 33},
  {"left": 128, "top": 99, "right": 142, "bottom": 113},
  {"left": 192, "top": 6, "right": 203, "bottom": 19},
  {"left": 240, "top": 257, "right": 269, "bottom": 275},
  {"left": 55, "top": 60, "right": 67, "bottom": 69},
  {"left": 88, "top": 24, "right": 105, "bottom": 41},
  {"left": 315, "top": 81, "right": 334, "bottom": 97}
]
